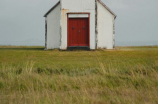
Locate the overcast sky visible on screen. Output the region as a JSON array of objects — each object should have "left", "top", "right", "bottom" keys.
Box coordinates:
[{"left": 0, "top": 0, "right": 158, "bottom": 46}]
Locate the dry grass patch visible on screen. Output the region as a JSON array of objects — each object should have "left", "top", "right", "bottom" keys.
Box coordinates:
[{"left": 0, "top": 46, "right": 158, "bottom": 104}]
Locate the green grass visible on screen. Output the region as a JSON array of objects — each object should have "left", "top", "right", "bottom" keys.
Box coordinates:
[{"left": 0, "top": 46, "right": 158, "bottom": 104}]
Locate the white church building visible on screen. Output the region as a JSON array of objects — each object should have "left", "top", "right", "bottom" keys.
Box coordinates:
[{"left": 44, "top": 0, "right": 116, "bottom": 50}]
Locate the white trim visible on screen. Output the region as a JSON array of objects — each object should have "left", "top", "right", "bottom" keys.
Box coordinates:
[{"left": 68, "top": 14, "right": 89, "bottom": 18}]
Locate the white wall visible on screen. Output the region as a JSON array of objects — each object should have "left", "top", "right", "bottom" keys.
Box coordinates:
[
  {"left": 97, "top": 1, "right": 115, "bottom": 49},
  {"left": 46, "top": 4, "right": 61, "bottom": 49},
  {"left": 60, "top": 0, "right": 96, "bottom": 50}
]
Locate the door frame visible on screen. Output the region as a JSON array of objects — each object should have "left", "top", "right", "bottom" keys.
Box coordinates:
[{"left": 67, "top": 12, "right": 90, "bottom": 48}]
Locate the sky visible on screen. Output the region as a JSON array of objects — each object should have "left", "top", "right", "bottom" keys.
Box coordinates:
[{"left": 0, "top": 0, "right": 158, "bottom": 46}]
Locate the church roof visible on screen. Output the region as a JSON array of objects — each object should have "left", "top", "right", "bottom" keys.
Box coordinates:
[
  {"left": 44, "top": 0, "right": 116, "bottom": 19},
  {"left": 44, "top": 1, "right": 60, "bottom": 17},
  {"left": 97, "top": 0, "right": 117, "bottom": 18}
]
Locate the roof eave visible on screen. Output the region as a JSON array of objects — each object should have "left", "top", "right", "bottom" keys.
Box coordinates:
[
  {"left": 44, "top": 1, "right": 60, "bottom": 17},
  {"left": 44, "top": 0, "right": 117, "bottom": 19},
  {"left": 97, "top": 0, "right": 117, "bottom": 19}
]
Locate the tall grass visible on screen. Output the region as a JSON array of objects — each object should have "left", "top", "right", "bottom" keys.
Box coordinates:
[{"left": 0, "top": 46, "right": 158, "bottom": 104}]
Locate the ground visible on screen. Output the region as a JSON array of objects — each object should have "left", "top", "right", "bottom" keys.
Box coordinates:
[{"left": 0, "top": 46, "right": 158, "bottom": 104}]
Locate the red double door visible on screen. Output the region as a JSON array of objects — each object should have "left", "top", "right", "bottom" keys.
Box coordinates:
[{"left": 68, "top": 18, "right": 89, "bottom": 47}]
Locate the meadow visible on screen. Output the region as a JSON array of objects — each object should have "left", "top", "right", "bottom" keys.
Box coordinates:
[{"left": 0, "top": 46, "right": 158, "bottom": 104}]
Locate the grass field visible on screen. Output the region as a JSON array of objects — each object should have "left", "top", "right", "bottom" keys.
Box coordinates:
[{"left": 0, "top": 46, "right": 158, "bottom": 104}]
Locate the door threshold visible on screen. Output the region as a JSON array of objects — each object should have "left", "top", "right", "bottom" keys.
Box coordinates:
[{"left": 67, "top": 46, "right": 90, "bottom": 51}]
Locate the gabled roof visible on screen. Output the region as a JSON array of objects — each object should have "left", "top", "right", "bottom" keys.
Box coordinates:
[
  {"left": 97, "top": 0, "right": 117, "bottom": 19},
  {"left": 44, "top": 1, "right": 60, "bottom": 17},
  {"left": 44, "top": 0, "right": 117, "bottom": 19}
]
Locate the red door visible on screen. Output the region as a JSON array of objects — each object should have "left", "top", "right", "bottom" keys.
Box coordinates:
[{"left": 68, "top": 18, "right": 89, "bottom": 47}]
